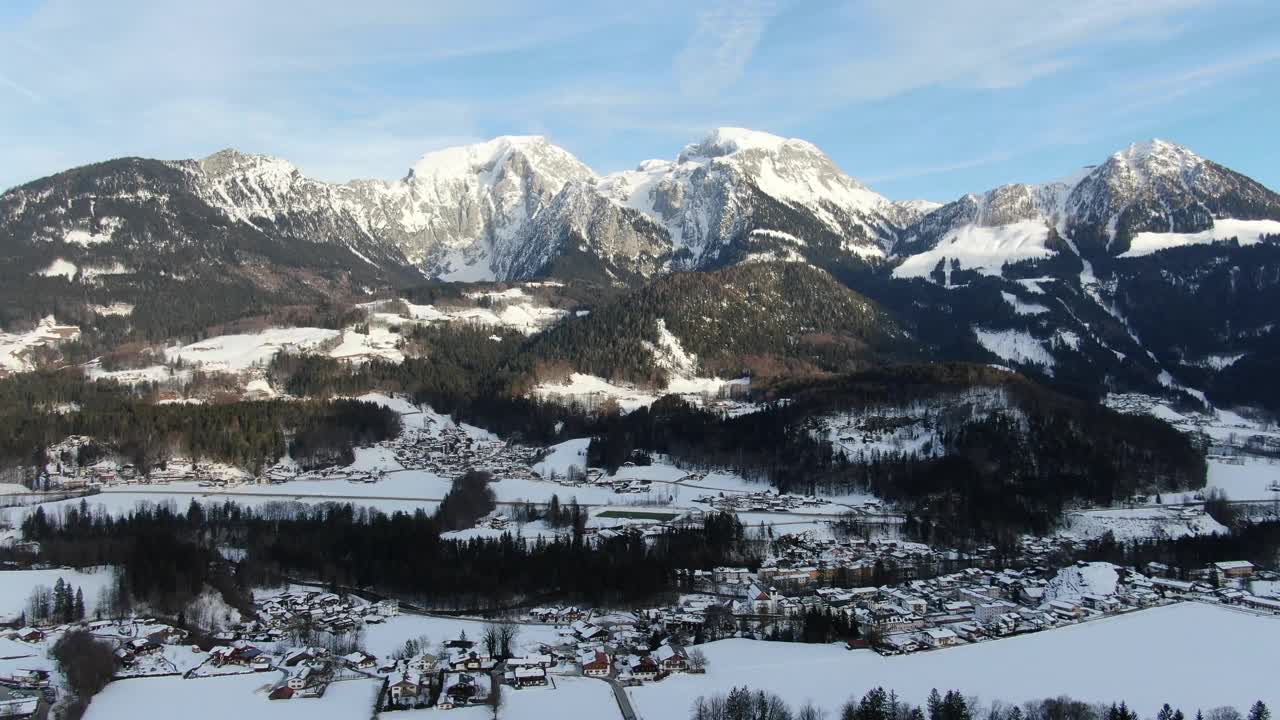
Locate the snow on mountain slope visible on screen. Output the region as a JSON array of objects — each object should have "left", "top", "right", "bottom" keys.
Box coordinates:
[
  {"left": 595, "top": 127, "right": 902, "bottom": 267},
  {"left": 1043, "top": 562, "right": 1120, "bottom": 601},
  {"left": 893, "top": 220, "right": 1054, "bottom": 283},
  {"left": 1066, "top": 139, "right": 1280, "bottom": 254},
  {"left": 193, "top": 138, "right": 597, "bottom": 281},
  {"left": 973, "top": 328, "right": 1055, "bottom": 369},
  {"left": 897, "top": 138, "right": 1280, "bottom": 281},
  {"left": 0, "top": 316, "right": 80, "bottom": 374},
  {"left": 1120, "top": 218, "right": 1280, "bottom": 257}
]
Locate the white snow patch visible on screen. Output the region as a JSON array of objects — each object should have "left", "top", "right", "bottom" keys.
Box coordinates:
[
  {"left": 627, "top": 604, "right": 1280, "bottom": 715},
  {"left": 0, "top": 316, "right": 80, "bottom": 373},
  {"left": 973, "top": 328, "right": 1054, "bottom": 368},
  {"left": 1000, "top": 291, "right": 1049, "bottom": 315},
  {"left": 1121, "top": 218, "right": 1280, "bottom": 257},
  {"left": 1043, "top": 562, "right": 1120, "bottom": 601},
  {"left": 38, "top": 258, "right": 78, "bottom": 279},
  {"left": 893, "top": 220, "right": 1054, "bottom": 283},
  {"left": 64, "top": 228, "right": 114, "bottom": 246}
]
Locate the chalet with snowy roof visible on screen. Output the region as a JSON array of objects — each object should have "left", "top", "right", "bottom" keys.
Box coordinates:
[
  {"left": 287, "top": 666, "right": 313, "bottom": 691},
  {"left": 512, "top": 666, "right": 548, "bottom": 686},
  {"left": 13, "top": 629, "right": 44, "bottom": 644},
  {"left": 0, "top": 686, "right": 40, "bottom": 720},
  {"left": 627, "top": 655, "right": 660, "bottom": 681},
  {"left": 408, "top": 653, "right": 440, "bottom": 673},
  {"left": 1213, "top": 560, "right": 1255, "bottom": 583},
  {"left": 578, "top": 649, "right": 611, "bottom": 677},
  {"left": 388, "top": 671, "right": 423, "bottom": 704},
  {"left": 654, "top": 643, "right": 687, "bottom": 672},
  {"left": 918, "top": 627, "right": 961, "bottom": 648},
  {"left": 342, "top": 650, "right": 376, "bottom": 670},
  {"left": 570, "top": 620, "right": 605, "bottom": 640}
]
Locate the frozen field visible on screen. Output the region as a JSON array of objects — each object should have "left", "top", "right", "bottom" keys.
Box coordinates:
[
  {"left": 628, "top": 603, "right": 1278, "bottom": 717},
  {"left": 0, "top": 566, "right": 116, "bottom": 623},
  {"left": 361, "top": 613, "right": 566, "bottom": 661},
  {"left": 84, "top": 673, "right": 382, "bottom": 720},
  {"left": 1194, "top": 456, "right": 1280, "bottom": 502},
  {"left": 501, "top": 676, "right": 620, "bottom": 720},
  {"left": 1058, "top": 507, "right": 1228, "bottom": 541}
]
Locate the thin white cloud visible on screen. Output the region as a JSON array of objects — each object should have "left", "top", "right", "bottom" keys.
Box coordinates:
[
  {"left": 675, "top": 0, "right": 782, "bottom": 97},
  {"left": 0, "top": 70, "right": 43, "bottom": 102}
]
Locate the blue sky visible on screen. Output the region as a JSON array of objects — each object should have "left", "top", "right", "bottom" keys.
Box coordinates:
[{"left": 2, "top": 0, "right": 1279, "bottom": 201}]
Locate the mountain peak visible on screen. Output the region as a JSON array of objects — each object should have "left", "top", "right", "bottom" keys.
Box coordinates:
[
  {"left": 1107, "top": 138, "right": 1205, "bottom": 180},
  {"left": 407, "top": 135, "right": 593, "bottom": 188},
  {"left": 678, "top": 127, "right": 821, "bottom": 163},
  {"left": 198, "top": 148, "right": 299, "bottom": 179}
]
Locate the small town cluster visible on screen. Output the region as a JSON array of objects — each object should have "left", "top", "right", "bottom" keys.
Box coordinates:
[{"left": 3, "top": 543, "right": 1278, "bottom": 718}]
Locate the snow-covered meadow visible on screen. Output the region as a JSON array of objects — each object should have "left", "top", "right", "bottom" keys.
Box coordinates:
[
  {"left": 0, "top": 566, "right": 117, "bottom": 623},
  {"left": 628, "top": 603, "right": 1279, "bottom": 717},
  {"left": 83, "top": 673, "right": 383, "bottom": 720}
]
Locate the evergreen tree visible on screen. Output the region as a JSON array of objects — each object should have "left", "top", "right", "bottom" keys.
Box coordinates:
[
  {"left": 74, "top": 587, "right": 86, "bottom": 621},
  {"left": 1248, "top": 703, "right": 1271, "bottom": 720},
  {"left": 928, "top": 690, "right": 943, "bottom": 720},
  {"left": 53, "top": 578, "right": 69, "bottom": 623}
]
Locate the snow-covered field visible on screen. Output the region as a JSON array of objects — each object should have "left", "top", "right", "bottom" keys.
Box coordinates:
[
  {"left": 0, "top": 315, "right": 80, "bottom": 373},
  {"left": 1043, "top": 562, "right": 1119, "bottom": 601},
  {"left": 502, "top": 676, "right": 620, "bottom": 720},
  {"left": 361, "top": 614, "right": 565, "bottom": 661},
  {"left": 628, "top": 603, "right": 1279, "bottom": 716},
  {"left": 973, "top": 328, "right": 1055, "bottom": 368},
  {"left": 1058, "top": 507, "right": 1228, "bottom": 541},
  {"left": 83, "top": 673, "right": 382, "bottom": 720},
  {"left": 893, "top": 221, "right": 1053, "bottom": 283},
  {"left": 0, "top": 567, "right": 116, "bottom": 623},
  {"left": 533, "top": 373, "right": 747, "bottom": 413},
  {"left": 364, "top": 291, "right": 567, "bottom": 335},
  {"left": 1121, "top": 218, "right": 1280, "bottom": 257},
  {"left": 164, "top": 328, "right": 343, "bottom": 371}
]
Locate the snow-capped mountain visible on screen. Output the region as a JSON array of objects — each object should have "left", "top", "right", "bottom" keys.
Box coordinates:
[
  {"left": 897, "top": 139, "right": 1280, "bottom": 278},
  {"left": 2, "top": 128, "right": 919, "bottom": 284},
  {"left": 196, "top": 137, "right": 597, "bottom": 281},
  {"left": 1065, "top": 139, "right": 1280, "bottom": 255},
  {"left": 593, "top": 128, "right": 905, "bottom": 266},
  {"left": 884, "top": 139, "right": 1280, "bottom": 413},
  {"left": 4, "top": 131, "right": 1280, "bottom": 413}
]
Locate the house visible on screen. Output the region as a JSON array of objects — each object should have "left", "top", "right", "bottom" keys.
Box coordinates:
[
  {"left": 513, "top": 666, "right": 547, "bottom": 687},
  {"left": 13, "top": 629, "right": 44, "bottom": 644},
  {"left": 1047, "top": 600, "right": 1085, "bottom": 620},
  {"left": 387, "top": 672, "right": 422, "bottom": 704},
  {"left": 580, "top": 650, "right": 611, "bottom": 677},
  {"left": 507, "top": 654, "right": 553, "bottom": 670},
  {"left": 127, "top": 638, "right": 162, "bottom": 656},
  {"left": 628, "top": 655, "right": 659, "bottom": 681},
  {"left": 283, "top": 649, "right": 316, "bottom": 667},
  {"left": 570, "top": 620, "right": 605, "bottom": 640},
  {"left": 1243, "top": 595, "right": 1280, "bottom": 614},
  {"left": 1213, "top": 561, "right": 1256, "bottom": 583},
  {"left": 342, "top": 651, "right": 377, "bottom": 670},
  {"left": 269, "top": 687, "right": 295, "bottom": 701},
  {"left": 0, "top": 686, "right": 41, "bottom": 719},
  {"left": 441, "top": 673, "right": 489, "bottom": 707},
  {"left": 918, "top": 627, "right": 961, "bottom": 648},
  {"left": 654, "top": 643, "right": 687, "bottom": 672},
  {"left": 408, "top": 653, "right": 439, "bottom": 674},
  {"left": 745, "top": 584, "right": 778, "bottom": 615},
  {"left": 287, "top": 666, "right": 312, "bottom": 691}
]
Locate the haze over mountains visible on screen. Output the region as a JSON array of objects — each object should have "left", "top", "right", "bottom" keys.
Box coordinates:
[{"left": 3, "top": 128, "right": 1279, "bottom": 412}]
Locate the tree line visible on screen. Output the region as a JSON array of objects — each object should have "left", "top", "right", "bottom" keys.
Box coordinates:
[
  {"left": 21, "top": 498, "right": 758, "bottom": 612},
  {"left": 689, "top": 685, "right": 1271, "bottom": 720}
]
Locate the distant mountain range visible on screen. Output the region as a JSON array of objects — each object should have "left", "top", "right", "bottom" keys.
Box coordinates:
[{"left": 3, "top": 129, "right": 1279, "bottom": 411}]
